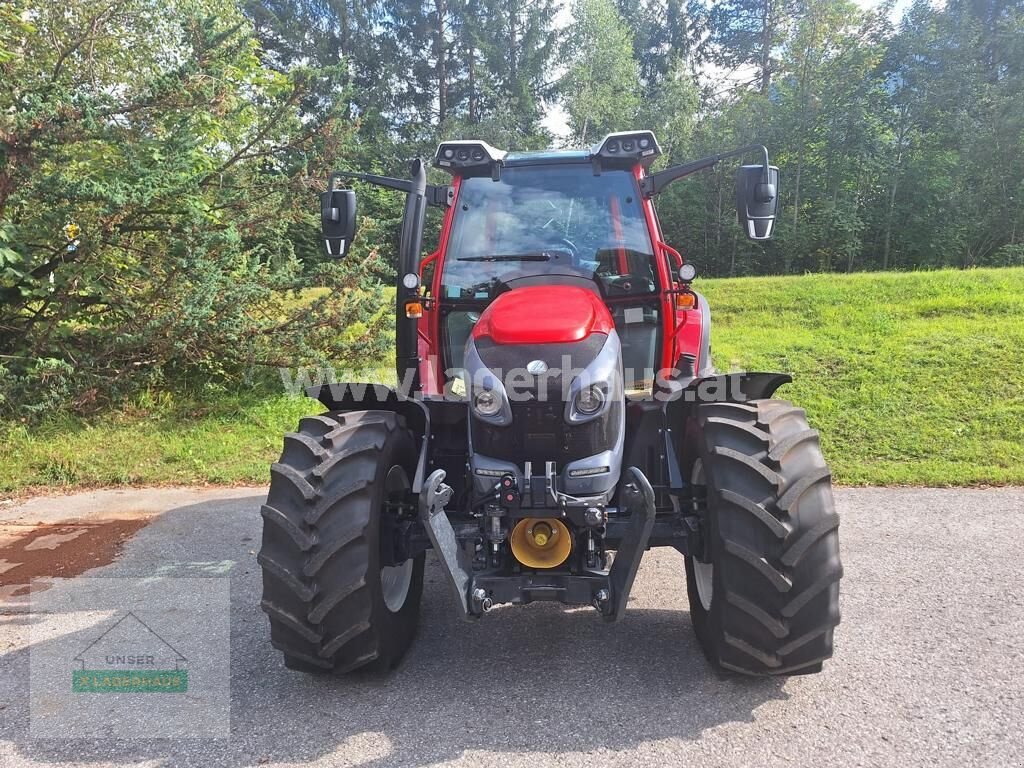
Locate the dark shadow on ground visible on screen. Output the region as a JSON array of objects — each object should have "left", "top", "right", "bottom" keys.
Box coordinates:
[{"left": 0, "top": 494, "right": 788, "bottom": 767}]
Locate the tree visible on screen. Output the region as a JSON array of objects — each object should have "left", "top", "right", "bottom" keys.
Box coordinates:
[
  {"left": 615, "top": 0, "right": 693, "bottom": 94},
  {"left": 473, "top": 0, "right": 560, "bottom": 140},
  {"left": 697, "top": 0, "right": 797, "bottom": 94},
  {"left": 559, "top": 0, "right": 641, "bottom": 143},
  {"left": 385, "top": 0, "right": 557, "bottom": 145},
  {"left": 876, "top": 0, "right": 1024, "bottom": 269},
  {"left": 0, "top": 0, "right": 388, "bottom": 416},
  {"left": 245, "top": 0, "right": 398, "bottom": 120}
]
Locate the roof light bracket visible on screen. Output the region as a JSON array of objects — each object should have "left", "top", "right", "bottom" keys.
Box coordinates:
[
  {"left": 434, "top": 140, "right": 507, "bottom": 177},
  {"left": 591, "top": 131, "right": 662, "bottom": 170}
]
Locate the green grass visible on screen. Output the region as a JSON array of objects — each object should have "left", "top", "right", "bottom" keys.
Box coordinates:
[
  {"left": 0, "top": 391, "right": 325, "bottom": 496},
  {"left": 2, "top": 267, "right": 1023, "bottom": 495},
  {"left": 700, "top": 267, "right": 1024, "bottom": 485}
]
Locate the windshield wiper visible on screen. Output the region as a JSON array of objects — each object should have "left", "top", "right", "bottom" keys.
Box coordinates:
[{"left": 457, "top": 255, "right": 549, "bottom": 262}]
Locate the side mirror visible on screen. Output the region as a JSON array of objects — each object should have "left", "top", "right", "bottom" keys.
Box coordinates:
[
  {"left": 320, "top": 186, "right": 357, "bottom": 257},
  {"left": 736, "top": 164, "right": 780, "bottom": 241}
]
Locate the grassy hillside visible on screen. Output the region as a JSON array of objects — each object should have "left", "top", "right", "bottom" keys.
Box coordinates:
[
  {"left": 700, "top": 267, "right": 1024, "bottom": 485},
  {"left": 2, "top": 267, "right": 1023, "bottom": 495}
]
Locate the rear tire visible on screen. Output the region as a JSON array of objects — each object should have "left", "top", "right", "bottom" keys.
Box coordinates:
[
  {"left": 259, "top": 410, "right": 423, "bottom": 674},
  {"left": 684, "top": 399, "right": 842, "bottom": 676}
]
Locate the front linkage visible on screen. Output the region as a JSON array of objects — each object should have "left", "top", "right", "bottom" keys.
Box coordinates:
[{"left": 420, "top": 465, "right": 656, "bottom": 620}]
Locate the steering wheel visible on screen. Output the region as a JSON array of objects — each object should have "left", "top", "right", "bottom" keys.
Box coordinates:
[
  {"left": 593, "top": 244, "right": 657, "bottom": 296},
  {"left": 602, "top": 274, "right": 637, "bottom": 296},
  {"left": 555, "top": 238, "right": 579, "bottom": 259}
]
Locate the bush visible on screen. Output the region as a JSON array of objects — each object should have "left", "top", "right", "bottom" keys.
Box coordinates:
[{"left": 0, "top": 0, "right": 389, "bottom": 419}]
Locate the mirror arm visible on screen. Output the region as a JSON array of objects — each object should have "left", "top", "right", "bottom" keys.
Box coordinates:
[
  {"left": 327, "top": 170, "right": 453, "bottom": 208},
  {"left": 427, "top": 185, "right": 455, "bottom": 207},
  {"left": 641, "top": 144, "right": 770, "bottom": 198}
]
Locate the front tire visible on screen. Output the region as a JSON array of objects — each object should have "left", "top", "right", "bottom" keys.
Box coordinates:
[
  {"left": 259, "top": 410, "right": 423, "bottom": 674},
  {"left": 684, "top": 399, "right": 842, "bottom": 676}
]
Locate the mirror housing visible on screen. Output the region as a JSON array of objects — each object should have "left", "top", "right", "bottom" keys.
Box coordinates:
[
  {"left": 736, "top": 164, "right": 780, "bottom": 240},
  {"left": 321, "top": 186, "right": 356, "bottom": 257}
]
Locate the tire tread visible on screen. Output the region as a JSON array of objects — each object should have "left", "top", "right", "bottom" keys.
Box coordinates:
[
  {"left": 259, "top": 410, "right": 420, "bottom": 675},
  {"left": 687, "top": 398, "right": 842, "bottom": 676}
]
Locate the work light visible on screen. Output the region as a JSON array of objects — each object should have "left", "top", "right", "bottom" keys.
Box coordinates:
[
  {"left": 591, "top": 131, "right": 662, "bottom": 167},
  {"left": 434, "top": 140, "right": 506, "bottom": 172}
]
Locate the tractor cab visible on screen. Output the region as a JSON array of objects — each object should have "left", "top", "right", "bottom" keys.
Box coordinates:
[
  {"left": 318, "top": 131, "right": 780, "bottom": 399},
  {"left": 433, "top": 147, "right": 666, "bottom": 392}
]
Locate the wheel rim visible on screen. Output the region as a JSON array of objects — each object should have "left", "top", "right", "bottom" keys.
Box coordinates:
[
  {"left": 691, "top": 458, "right": 713, "bottom": 611},
  {"left": 381, "top": 465, "right": 414, "bottom": 613},
  {"left": 381, "top": 559, "right": 413, "bottom": 613}
]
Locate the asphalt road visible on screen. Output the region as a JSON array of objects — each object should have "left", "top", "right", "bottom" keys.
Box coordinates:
[{"left": 1, "top": 486, "right": 1022, "bottom": 767}]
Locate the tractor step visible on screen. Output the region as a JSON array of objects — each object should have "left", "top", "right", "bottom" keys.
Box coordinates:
[
  {"left": 418, "top": 468, "right": 475, "bottom": 619},
  {"left": 606, "top": 466, "right": 657, "bottom": 621}
]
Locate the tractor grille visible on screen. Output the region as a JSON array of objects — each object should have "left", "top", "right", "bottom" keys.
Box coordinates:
[{"left": 472, "top": 399, "right": 620, "bottom": 465}]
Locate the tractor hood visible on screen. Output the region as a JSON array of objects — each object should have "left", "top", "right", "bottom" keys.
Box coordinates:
[
  {"left": 471, "top": 286, "right": 615, "bottom": 346},
  {"left": 462, "top": 285, "right": 626, "bottom": 503}
]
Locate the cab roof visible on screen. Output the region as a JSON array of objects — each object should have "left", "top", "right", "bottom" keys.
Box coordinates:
[
  {"left": 502, "top": 149, "right": 591, "bottom": 167},
  {"left": 434, "top": 132, "right": 661, "bottom": 175}
]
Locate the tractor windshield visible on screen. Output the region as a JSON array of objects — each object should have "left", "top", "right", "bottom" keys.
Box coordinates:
[
  {"left": 440, "top": 164, "right": 658, "bottom": 300},
  {"left": 438, "top": 163, "right": 663, "bottom": 389}
]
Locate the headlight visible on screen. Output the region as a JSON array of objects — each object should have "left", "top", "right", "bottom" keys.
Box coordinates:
[
  {"left": 474, "top": 389, "right": 502, "bottom": 418},
  {"left": 575, "top": 385, "right": 605, "bottom": 415}
]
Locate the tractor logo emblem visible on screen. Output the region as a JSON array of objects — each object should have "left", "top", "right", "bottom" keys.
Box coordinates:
[{"left": 526, "top": 360, "right": 548, "bottom": 375}]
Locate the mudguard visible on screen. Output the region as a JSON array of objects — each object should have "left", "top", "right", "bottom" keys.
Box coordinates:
[
  {"left": 660, "top": 370, "right": 793, "bottom": 500},
  {"left": 306, "top": 383, "right": 431, "bottom": 490},
  {"left": 685, "top": 371, "right": 792, "bottom": 403}
]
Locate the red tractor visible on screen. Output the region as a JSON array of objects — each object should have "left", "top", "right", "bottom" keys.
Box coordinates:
[{"left": 259, "top": 132, "right": 842, "bottom": 677}]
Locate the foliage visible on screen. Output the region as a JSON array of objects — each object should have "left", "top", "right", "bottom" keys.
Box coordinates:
[
  {"left": 697, "top": 0, "right": 798, "bottom": 94},
  {"left": 0, "top": 0, "right": 387, "bottom": 418},
  {"left": 676, "top": 0, "right": 1024, "bottom": 276},
  {"left": 558, "top": 0, "right": 641, "bottom": 143},
  {"left": 614, "top": 0, "right": 691, "bottom": 94}
]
